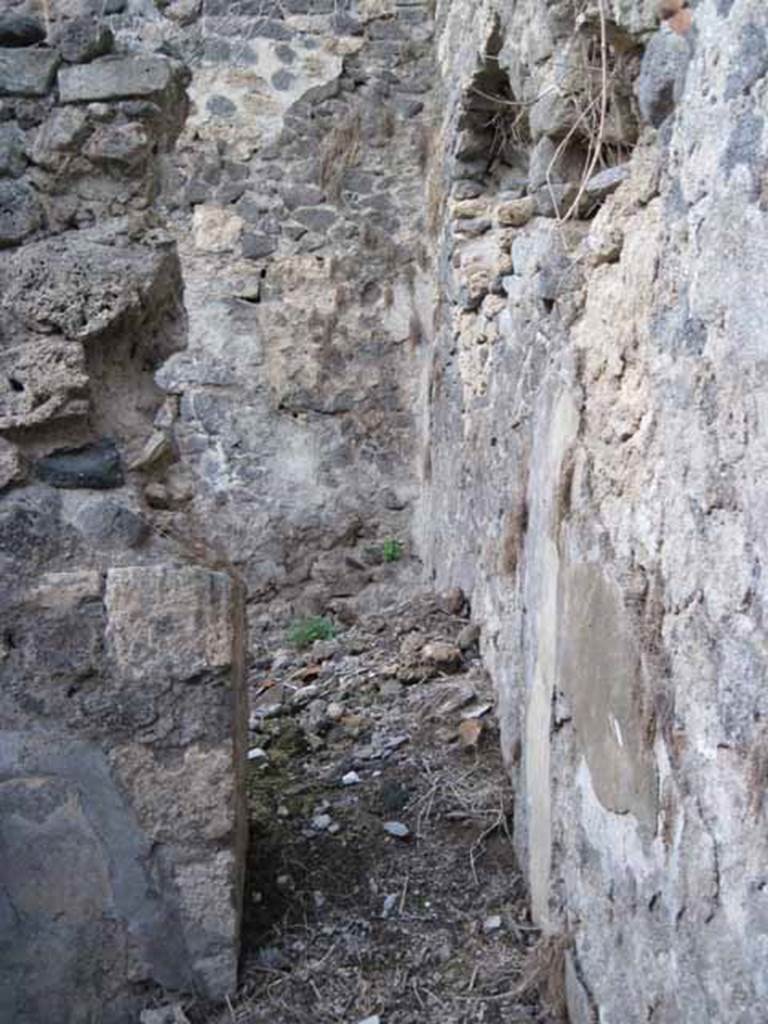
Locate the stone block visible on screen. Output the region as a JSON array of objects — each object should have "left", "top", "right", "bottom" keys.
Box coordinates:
[
  {"left": 0, "top": 566, "right": 247, "bottom": 1018},
  {"left": 635, "top": 25, "right": 691, "bottom": 127},
  {"left": 35, "top": 439, "right": 124, "bottom": 489},
  {"left": 53, "top": 17, "right": 114, "bottom": 64},
  {"left": 0, "top": 14, "right": 45, "bottom": 48},
  {"left": 0, "top": 122, "right": 26, "bottom": 178},
  {"left": 0, "top": 46, "right": 60, "bottom": 96},
  {"left": 496, "top": 196, "right": 536, "bottom": 227},
  {"left": 58, "top": 55, "right": 179, "bottom": 104},
  {"left": 0, "top": 340, "right": 88, "bottom": 430},
  {"left": 0, "top": 231, "right": 181, "bottom": 342},
  {"left": 0, "top": 179, "right": 43, "bottom": 247}
]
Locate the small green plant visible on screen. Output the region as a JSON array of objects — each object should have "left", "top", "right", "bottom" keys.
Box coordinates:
[
  {"left": 288, "top": 616, "right": 337, "bottom": 650},
  {"left": 382, "top": 538, "right": 403, "bottom": 563}
]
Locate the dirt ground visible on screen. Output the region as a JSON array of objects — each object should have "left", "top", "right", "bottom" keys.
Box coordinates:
[{"left": 192, "top": 592, "right": 562, "bottom": 1024}]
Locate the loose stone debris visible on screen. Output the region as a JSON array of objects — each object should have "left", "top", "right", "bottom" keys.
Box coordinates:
[{"left": 188, "top": 593, "right": 557, "bottom": 1024}]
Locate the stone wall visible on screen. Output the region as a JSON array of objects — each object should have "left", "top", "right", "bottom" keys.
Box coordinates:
[
  {"left": 4, "top": 0, "right": 768, "bottom": 1019},
  {"left": 0, "top": 4, "right": 248, "bottom": 1018},
  {"left": 423, "top": 0, "right": 768, "bottom": 1020}
]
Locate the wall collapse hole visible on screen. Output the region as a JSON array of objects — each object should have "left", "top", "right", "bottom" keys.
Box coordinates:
[{"left": 8, "top": 377, "right": 24, "bottom": 392}]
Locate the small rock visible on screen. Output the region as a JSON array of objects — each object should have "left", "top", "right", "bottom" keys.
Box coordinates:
[
  {"left": 585, "top": 164, "right": 630, "bottom": 201},
  {"left": 483, "top": 914, "right": 503, "bottom": 933},
  {"left": 312, "top": 813, "right": 333, "bottom": 831},
  {"left": 342, "top": 770, "right": 361, "bottom": 786},
  {"left": 421, "top": 641, "right": 463, "bottom": 674},
  {"left": 313, "top": 891, "right": 326, "bottom": 909},
  {"left": 328, "top": 822, "right": 341, "bottom": 834},
  {"left": 383, "top": 821, "right": 410, "bottom": 840},
  {"left": 456, "top": 623, "right": 480, "bottom": 650},
  {"left": 327, "top": 701, "right": 344, "bottom": 721},
  {"left": 357, "top": 1017, "right": 381, "bottom": 1024},
  {"left": 496, "top": 196, "right": 536, "bottom": 227},
  {"left": 382, "top": 893, "right": 397, "bottom": 918},
  {"left": 276, "top": 874, "right": 292, "bottom": 889},
  {"left": 277, "top": 804, "right": 290, "bottom": 818},
  {"left": 437, "top": 587, "right": 466, "bottom": 615},
  {"left": 247, "top": 747, "right": 268, "bottom": 761}
]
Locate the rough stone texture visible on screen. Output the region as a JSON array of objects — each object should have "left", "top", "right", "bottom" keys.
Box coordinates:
[
  {"left": 0, "top": 22, "right": 246, "bottom": 1019},
  {"left": 0, "top": 566, "right": 247, "bottom": 1021},
  {"left": 422, "top": 0, "right": 768, "bottom": 1021},
  {"left": 0, "top": 46, "right": 60, "bottom": 96},
  {"left": 3, "top": 0, "right": 768, "bottom": 1019}
]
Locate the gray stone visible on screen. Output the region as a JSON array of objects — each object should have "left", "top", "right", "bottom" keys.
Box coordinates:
[
  {"left": 54, "top": 17, "right": 114, "bottom": 65},
  {"left": 35, "top": 439, "right": 124, "bottom": 490},
  {"left": 72, "top": 498, "right": 149, "bottom": 549},
  {"left": 58, "top": 55, "right": 180, "bottom": 104},
  {"left": 294, "top": 205, "right": 337, "bottom": 231},
  {"left": 0, "top": 437, "right": 22, "bottom": 490},
  {"left": 0, "top": 232, "right": 181, "bottom": 342},
  {"left": 0, "top": 47, "right": 59, "bottom": 96},
  {"left": 0, "top": 122, "right": 26, "bottom": 178},
  {"left": 635, "top": 26, "right": 691, "bottom": 127},
  {"left": 281, "top": 183, "right": 325, "bottom": 209},
  {"left": 84, "top": 121, "right": 150, "bottom": 169},
  {"left": 584, "top": 164, "right": 630, "bottom": 201},
  {"left": 0, "top": 14, "right": 45, "bottom": 48},
  {"left": 0, "top": 179, "right": 43, "bottom": 247},
  {"left": 0, "top": 340, "right": 88, "bottom": 430},
  {"left": 242, "top": 231, "right": 277, "bottom": 259}
]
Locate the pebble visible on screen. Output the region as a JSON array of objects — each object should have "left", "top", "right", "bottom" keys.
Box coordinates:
[
  {"left": 328, "top": 822, "right": 341, "bottom": 834},
  {"left": 342, "top": 770, "right": 362, "bottom": 785},
  {"left": 312, "top": 813, "right": 333, "bottom": 831},
  {"left": 357, "top": 1017, "right": 381, "bottom": 1024},
  {"left": 247, "top": 747, "right": 268, "bottom": 761},
  {"left": 483, "top": 914, "right": 503, "bottom": 932},
  {"left": 383, "top": 821, "right": 410, "bottom": 839}
]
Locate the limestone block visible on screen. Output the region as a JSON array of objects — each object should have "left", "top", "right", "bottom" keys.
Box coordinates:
[{"left": 0, "top": 340, "right": 89, "bottom": 430}]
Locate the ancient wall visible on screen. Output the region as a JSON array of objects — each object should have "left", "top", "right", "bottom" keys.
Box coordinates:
[
  {"left": 423, "top": 0, "right": 768, "bottom": 1020},
  {"left": 0, "top": 4, "right": 248, "bottom": 1018},
  {"left": 3, "top": 0, "right": 768, "bottom": 1019}
]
